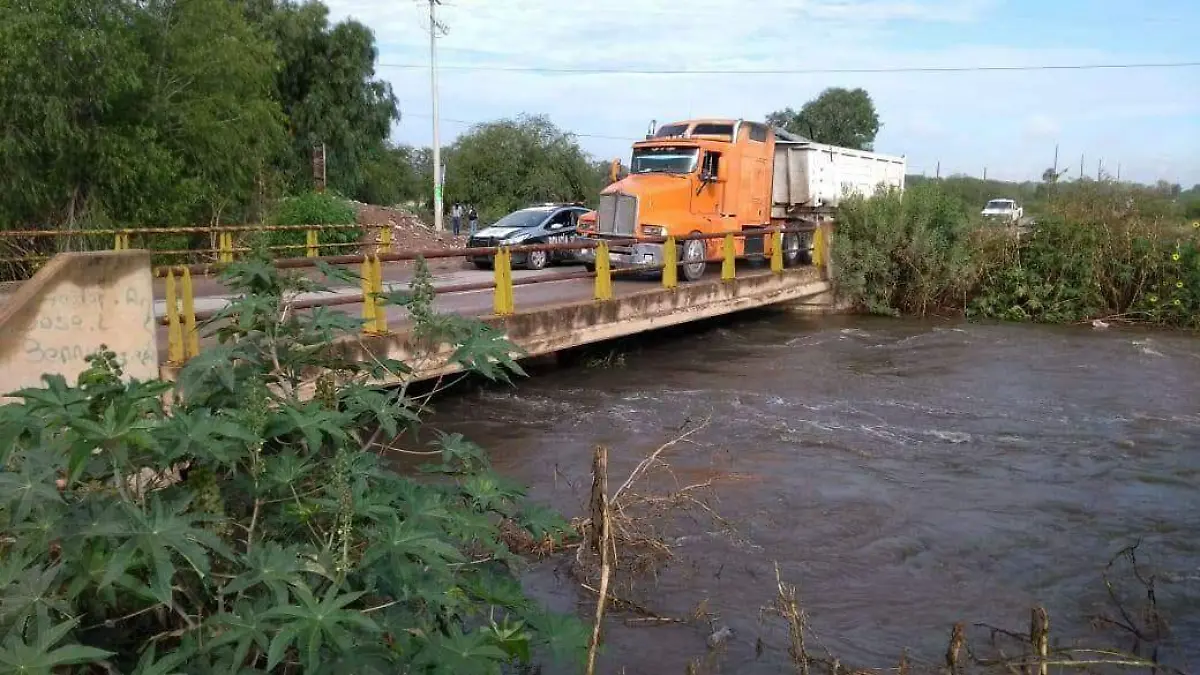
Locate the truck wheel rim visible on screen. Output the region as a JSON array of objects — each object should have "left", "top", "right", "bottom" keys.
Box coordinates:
[{"left": 683, "top": 240, "right": 704, "bottom": 274}]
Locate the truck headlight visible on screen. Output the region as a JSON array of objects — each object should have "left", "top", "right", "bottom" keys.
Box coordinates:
[{"left": 641, "top": 225, "right": 667, "bottom": 237}]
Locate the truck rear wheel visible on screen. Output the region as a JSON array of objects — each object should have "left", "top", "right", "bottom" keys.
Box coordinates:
[
  {"left": 781, "top": 232, "right": 803, "bottom": 267},
  {"left": 680, "top": 234, "right": 706, "bottom": 282}
]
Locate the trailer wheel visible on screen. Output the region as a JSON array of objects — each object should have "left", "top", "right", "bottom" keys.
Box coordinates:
[
  {"left": 680, "top": 233, "right": 706, "bottom": 282},
  {"left": 781, "top": 232, "right": 804, "bottom": 267}
]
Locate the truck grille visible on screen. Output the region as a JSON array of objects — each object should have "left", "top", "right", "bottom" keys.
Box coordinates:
[{"left": 597, "top": 193, "right": 638, "bottom": 236}]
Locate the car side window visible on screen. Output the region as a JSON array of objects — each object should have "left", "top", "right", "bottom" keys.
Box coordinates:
[{"left": 547, "top": 210, "right": 572, "bottom": 228}]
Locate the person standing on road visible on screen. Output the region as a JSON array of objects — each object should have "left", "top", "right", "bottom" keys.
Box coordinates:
[
  {"left": 451, "top": 203, "right": 463, "bottom": 235},
  {"left": 467, "top": 206, "right": 479, "bottom": 236}
]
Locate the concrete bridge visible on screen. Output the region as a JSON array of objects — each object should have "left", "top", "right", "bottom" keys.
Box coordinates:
[{"left": 0, "top": 229, "right": 834, "bottom": 396}]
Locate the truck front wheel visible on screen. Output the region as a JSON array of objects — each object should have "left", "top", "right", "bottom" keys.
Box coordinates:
[{"left": 680, "top": 234, "right": 706, "bottom": 282}]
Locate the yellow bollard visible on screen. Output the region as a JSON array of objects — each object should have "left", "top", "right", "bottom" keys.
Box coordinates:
[
  {"left": 813, "top": 226, "right": 826, "bottom": 272},
  {"left": 594, "top": 242, "right": 613, "bottom": 301},
  {"left": 360, "top": 256, "right": 377, "bottom": 332},
  {"left": 771, "top": 230, "right": 784, "bottom": 273},
  {"left": 372, "top": 256, "right": 387, "bottom": 334},
  {"left": 113, "top": 232, "right": 130, "bottom": 251},
  {"left": 721, "top": 233, "right": 736, "bottom": 281},
  {"left": 493, "top": 248, "right": 514, "bottom": 316},
  {"left": 181, "top": 267, "right": 199, "bottom": 359},
  {"left": 379, "top": 226, "right": 393, "bottom": 253},
  {"left": 218, "top": 232, "right": 234, "bottom": 263},
  {"left": 165, "top": 270, "right": 184, "bottom": 365},
  {"left": 662, "top": 236, "right": 678, "bottom": 289},
  {"left": 306, "top": 229, "right": 319, "bottom": 258}
]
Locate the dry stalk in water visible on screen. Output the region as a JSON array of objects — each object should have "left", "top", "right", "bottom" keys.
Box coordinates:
[{"left": 585, "top": 444, "right": 613, "bottom": 675}]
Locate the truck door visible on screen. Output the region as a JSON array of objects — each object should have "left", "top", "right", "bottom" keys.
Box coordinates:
[{"left": 691, "top": 150, "right": 723, "bottom": 222}]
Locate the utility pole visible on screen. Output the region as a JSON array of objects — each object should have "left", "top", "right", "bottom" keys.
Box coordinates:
[
  {"left": 1050, "top": 143, "right": 1059, "bottom": 201},
  {"left": 1116, "top": 162, "right": 1121, "bottom": 182},
  {"left": 983, "top": 167, "right": 988, "bottom": 180},
  {"left": 429, "top": 0, "right": 444, "bottom": 231},
  {"left": 1080, "top": 153, "right": 1084, "bottom": 180},
  {"left": 935, "top": 161, "right": 940, "bottom": 179},
  {"left": 1098, "top": 159, "right": 1103, "bottom": 181}
]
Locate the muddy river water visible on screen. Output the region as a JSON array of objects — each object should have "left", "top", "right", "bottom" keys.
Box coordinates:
[{"left": 424, "top": 313, "right": 1200, "bottom": 673}]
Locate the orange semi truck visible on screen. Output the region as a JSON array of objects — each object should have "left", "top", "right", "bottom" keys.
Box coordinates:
[{"left": 577, "top": 118, "right": 906, "bottom": 280}]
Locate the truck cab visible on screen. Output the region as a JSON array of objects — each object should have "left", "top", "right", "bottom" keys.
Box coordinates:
[{"left": 578, "top": 118, "right": 778, "bottom": 280}]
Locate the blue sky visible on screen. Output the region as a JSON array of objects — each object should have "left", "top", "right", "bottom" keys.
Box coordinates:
[{"left": 324, "top": 0, "right": 1200, "bottom": 186}]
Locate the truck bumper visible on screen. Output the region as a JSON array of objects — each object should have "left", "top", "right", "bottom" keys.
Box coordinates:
[{"left": 578, "top": 240, "right": 670, "bottom": 268}]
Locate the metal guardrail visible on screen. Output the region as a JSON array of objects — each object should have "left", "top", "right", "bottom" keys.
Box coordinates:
[
  {"left": 0, "top": 223, "right": 375, "bottom": 270},
  {"left": 153, "top": 224, "right": 830, "bottom": 366}
]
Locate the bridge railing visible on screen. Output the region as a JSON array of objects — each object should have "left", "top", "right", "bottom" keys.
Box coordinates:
[
  {"left": 0, "top": 223, "right": 377, "bottom": 279},
  {"left": 154, "top": 223, "right": 833, "bottom": 366}
]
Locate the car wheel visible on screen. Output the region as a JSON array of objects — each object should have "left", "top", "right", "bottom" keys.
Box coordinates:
[
  {"left": 584, "top": 263, "right": 595, "bottom": 274},
  {"left": 525, "top": 248, "right": 549, "bottom": 271},
  {"left": 472, "top": 260, "right": 493, "bottom": 271},
  {"left": 680, "top": 234, "right": 706, "bottom": 282}
]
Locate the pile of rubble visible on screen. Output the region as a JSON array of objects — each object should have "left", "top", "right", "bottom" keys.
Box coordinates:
[{"left": 349, "top": 202, "right": 468, "bottom": 273}]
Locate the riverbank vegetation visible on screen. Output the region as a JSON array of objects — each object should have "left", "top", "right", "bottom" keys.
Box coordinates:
[
  {"left": 832, "top": 179, "right": 1200, "bottom": 328},
  {"left": 0, "top": 258, "right": 592, "bottom": 673}
]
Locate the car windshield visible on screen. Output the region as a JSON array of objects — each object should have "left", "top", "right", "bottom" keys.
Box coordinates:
[
  {"left": 631, "top": 147, "right": 699, "bottom": 174},
  {"left": 491, "top": 209, "right": 550, "bottom": 228},
  {"left": 985, "top": 200, "right": 1014, "bottom": 210}
]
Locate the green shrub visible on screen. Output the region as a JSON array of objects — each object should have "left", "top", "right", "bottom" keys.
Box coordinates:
[
  {"left": 260, "top": 191, "right": 361, "bottom": 258},
  {"left": 833, "top": 180, "right": 1200, "bottom": 327},
  {"left": 970, "top": 186, "right": 1199, "bottom": 326},
  {"left": 832, "top": 184, "right": 977, "bottom": 316},
  {"left": 0, "top": 258, "right": 588, "bottom": 673}
]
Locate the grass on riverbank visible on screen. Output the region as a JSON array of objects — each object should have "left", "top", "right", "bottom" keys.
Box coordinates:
[{"left": 832, "top": 181, "right": 1200, "bottom": 327}]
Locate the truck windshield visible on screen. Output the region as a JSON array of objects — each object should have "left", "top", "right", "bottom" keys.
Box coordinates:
[
  {"left": 985, "top": 201, "right": 1013, "bottom": 210},
  {"left": 631, "top": 147, "right": 699, "bottom": 174}
]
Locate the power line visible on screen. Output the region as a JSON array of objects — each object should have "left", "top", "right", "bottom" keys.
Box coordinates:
[
  {"left": 378, "top": 60, "right": 1200, "bottom": 75},
  {"left": 401, "top": 112, "right": 640, "bottom": 141}
]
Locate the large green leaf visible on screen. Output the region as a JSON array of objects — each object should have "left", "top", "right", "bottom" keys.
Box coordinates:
[{"left": 0, "top": 616, "right": 111, "bottom": 675}]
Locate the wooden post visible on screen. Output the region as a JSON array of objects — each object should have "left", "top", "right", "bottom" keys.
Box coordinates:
[
  {"left": 945, "top": 622, "right": 964, "bottom": 675},
  {"left": 585, "top": 444, "right": 611, "bottom": 675},
  {"left": 1030, "top": 607, "right": 1049, "bottom": 675}
]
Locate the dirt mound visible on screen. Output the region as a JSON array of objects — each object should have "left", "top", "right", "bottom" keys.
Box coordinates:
[{"left": 349, "top": 202, "right": 468, "bottom": 273}]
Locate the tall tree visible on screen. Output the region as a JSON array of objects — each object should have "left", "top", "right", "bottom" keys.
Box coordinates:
[
  {"left": 443, "top": 115, "right": 605, "bottom": 221},
  {"left": 246, "top": 0, "right": 399, "bottom": 198},
  {"left": 0, "top": 0, "right": 283, "bottom": 229},
  {"left": 767, "top": 87, "right": 881, "bottom": 150}
]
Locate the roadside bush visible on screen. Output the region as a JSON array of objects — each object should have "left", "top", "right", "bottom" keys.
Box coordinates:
[
  {"left": 832, "top": 184, "right": 977, "bottom": 315},
  {"left": 833, "top": 180, "right": 1200, "bottom": 327},
  {"left": 260, "top": 191, "right": 362, "bottom": 257},
  {"left": 970, "top": 185, "right": 1199, "bottom": 326},
  {"left": 0, "top": 258, "right": 588, "bottom": 673}
]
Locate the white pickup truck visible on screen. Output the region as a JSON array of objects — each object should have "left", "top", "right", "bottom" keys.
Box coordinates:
[{"left": 981, "top": 199, "right": 1024, "bottom": 224}]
